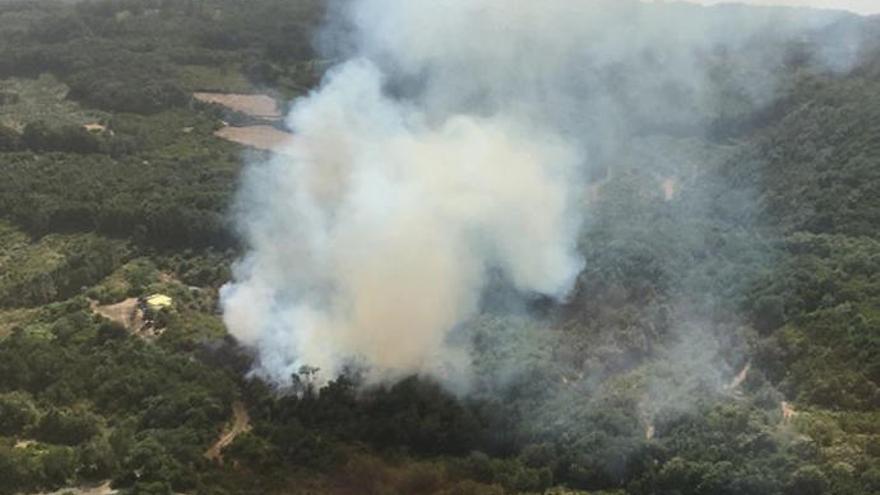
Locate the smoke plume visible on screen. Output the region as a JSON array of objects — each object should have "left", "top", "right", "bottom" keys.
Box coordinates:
[{"left": 222, "top": 0, "right": 858, "bottom": 389}]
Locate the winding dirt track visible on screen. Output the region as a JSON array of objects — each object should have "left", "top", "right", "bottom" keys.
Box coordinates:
[
  {"left": 205, "top": 401, "right": 251, "bottom": 463},
  {"left": 727, "top": 361, "right": 751, "bottom": 390}
]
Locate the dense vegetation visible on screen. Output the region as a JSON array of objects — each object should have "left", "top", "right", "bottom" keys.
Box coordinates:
[{"left": 0, "top": 1, "right": 878, "bottom": 494}]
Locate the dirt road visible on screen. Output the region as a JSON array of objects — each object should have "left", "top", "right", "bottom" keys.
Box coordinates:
[
  {"left": 205, "top": 401, "right": 251, "bottom": 463},
  {"left": 727, "top": 361, "right": 751, "bottom": 390}
]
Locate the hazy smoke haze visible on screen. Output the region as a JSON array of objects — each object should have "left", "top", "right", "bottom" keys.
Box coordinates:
[
  {"left": 222, "top": 0, "right": 861, "bottom": 390},
  {"left": 659, "top": 0, "right": 880, "bottom": 15}
]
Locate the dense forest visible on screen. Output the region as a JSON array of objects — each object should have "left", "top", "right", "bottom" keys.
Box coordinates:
[{"left": 0, "top": 1, "right": 879, "bottom": 494}]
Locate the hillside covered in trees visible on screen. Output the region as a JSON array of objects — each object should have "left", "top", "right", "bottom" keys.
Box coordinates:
[{"left": 0, "top": 1, "right": 879, "bottom": 494}]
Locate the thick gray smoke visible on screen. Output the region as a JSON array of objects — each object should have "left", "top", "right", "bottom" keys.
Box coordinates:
[{"left": 222, "top": 0, "right": 858, "bottom": 389}]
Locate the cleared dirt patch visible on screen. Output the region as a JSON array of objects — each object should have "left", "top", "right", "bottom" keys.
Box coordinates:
[
  {"left": 215, "top": 125, "right": 293, "bottom": 154},
  {"left": 194, "top": 92, "right": 281, "bottom": 119},
  {"left": 90, "top": 298, "right": 170, "bottom": 340},
  {"left": 91, "top": 298, "right": 142, "bottom": 331},
  {"left": 83, "top": 123, "right": 106, "bottom": 133},
  {"left": 205, "top": 401, "right": 252, "bottom": 463}
]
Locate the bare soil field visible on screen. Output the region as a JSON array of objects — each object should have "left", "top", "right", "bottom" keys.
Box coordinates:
[
  {"left": 214, "top": 125, "right": 293, "bottom": 153},
  {"left": 193, "top": 92, "right": 281, "bottom": 119}
]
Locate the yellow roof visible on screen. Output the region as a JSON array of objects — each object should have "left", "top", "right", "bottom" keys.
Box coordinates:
[{"left": 145, "top": 294, "right": 173, "bottom": 309}]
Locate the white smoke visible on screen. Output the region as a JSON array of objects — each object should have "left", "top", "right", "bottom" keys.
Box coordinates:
[
  {"left": 221, "top": 56, "right": 583, "bottom": 386},
  {"left": 222, "top": 0, "right": 857, "bottom": 389},
  {"left": 668, "top": 0, "right": 880, "bottom": 16}
]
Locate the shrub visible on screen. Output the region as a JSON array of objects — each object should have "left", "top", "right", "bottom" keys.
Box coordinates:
[
  {"left": 34, "top": 408, "right": 101, "bottom": 446},
  {"left": 0, "top": 124, "right": 21, "bottom": 151},
  {"left": 21, "top": 121, "right": 100, "bottom": 153},
  {"left": 786, "top": 465, "right": 829, "bottom": 495},
  {"left": 0, "top": 392, "right": 39, "bottom": 436}
]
